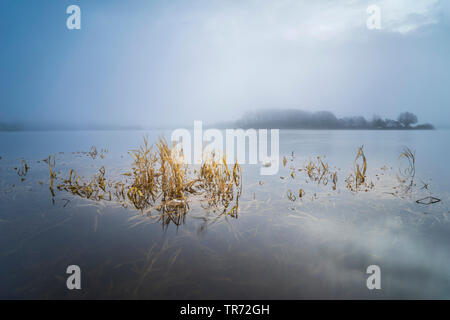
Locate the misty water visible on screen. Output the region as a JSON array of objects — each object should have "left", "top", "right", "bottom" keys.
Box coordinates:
[{"left": 0, "top": 129, "right": 449, "bottom": 299}]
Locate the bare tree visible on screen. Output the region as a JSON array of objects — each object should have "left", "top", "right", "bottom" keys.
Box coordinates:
[{"left": 397, "top": 112, "right": 418, "bottom": 128}]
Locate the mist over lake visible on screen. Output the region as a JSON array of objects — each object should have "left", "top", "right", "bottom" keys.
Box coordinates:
[{"left": 1, "top": 0, "right": 450, "bottom": 302}]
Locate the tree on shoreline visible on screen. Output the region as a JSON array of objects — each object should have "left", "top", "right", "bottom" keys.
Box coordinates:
[{"left": 397, "top": 112, "right": 418, "bottom": 128}]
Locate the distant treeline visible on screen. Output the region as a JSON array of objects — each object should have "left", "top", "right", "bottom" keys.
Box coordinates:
[
  {"left": 0, "top": 122, "right": 143, "bottom": 131},
  {"left": 235, "top": 109, "right": 434, "bottom": 130},
  {"left": 0, "top": 123, "right": 23, "bottom": 131}
]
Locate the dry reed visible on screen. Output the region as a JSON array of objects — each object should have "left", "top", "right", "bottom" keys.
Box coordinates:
[{"left": 53, "top": 137, "right": 242, "bottom": 226}]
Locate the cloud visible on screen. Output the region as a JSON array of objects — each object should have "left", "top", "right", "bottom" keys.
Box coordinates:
[
  {"left": 380, "top": 0, "right": 440, "bottom": 33},
  {"left": 196, "top": 0, "right": 444, "bottom": 44}
]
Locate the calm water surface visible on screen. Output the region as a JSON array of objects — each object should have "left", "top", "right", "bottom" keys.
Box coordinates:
[{"left": 0, "top": 130, "right": 449, "bottom": 299}]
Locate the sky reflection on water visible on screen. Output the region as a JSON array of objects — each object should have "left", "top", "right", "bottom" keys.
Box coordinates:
[{"left": 0, "top": 129, "right": 449, "bottom": 299}]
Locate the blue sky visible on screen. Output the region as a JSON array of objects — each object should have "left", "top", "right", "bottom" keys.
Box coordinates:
[{"left": 1, "top": 0, "right": 449, "bottom": 128}]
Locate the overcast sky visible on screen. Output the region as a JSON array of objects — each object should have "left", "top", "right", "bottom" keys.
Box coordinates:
[{"left": 1, "top": 0, "right": 449, "bottom": 128}]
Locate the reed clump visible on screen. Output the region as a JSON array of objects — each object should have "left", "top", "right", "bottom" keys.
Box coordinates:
[
  {"left": 57, "top": 166, "right": 110, "bottom": 201},
  {"left": 16, "top": 160, "right": 29, "bottom": 177},
  {"left": 397, "top": 147, "right": 416, "bottom": 193},
  {"left": 303, "top": 156, "right": 338, "bottom": 190},
  {"left": 345, "top": 146, "right": 373, "bottom": 192},
  {"left": 14, "top": 159, "right": 29, "bottom": 182},
  {"left": 197, "top": 154, "right": 242, "bottom": 217},
  {"left": 399, "top": 147, "right": 416, "bottom": 178},
  {"left": 54, "top": 137, "right": 242, "bottom": 225}
]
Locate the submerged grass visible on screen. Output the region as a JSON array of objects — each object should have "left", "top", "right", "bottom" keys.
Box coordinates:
[
  {"left": 397, "top": 147, "right": 416, "bottom": 194},
  {"left": 395, "top": 147, "right": 440, "bottom": 204},
  {"left": 53, "top": 137, "right": 242, "bottom": 226},
  {"left": 345, "top": 146, "right": 373, "bottom": 192},
  {"left": 303, "top": 156, "right": 338, "bottom": 190},
  {"left": 399, "top": 147, "right": 416, "bottom": 178},
  {"left": 33, "top": 139, "right": 440, "bottom": 218},
  {"left": 16, "top": 160, "right": 29, "bottom": 178}
]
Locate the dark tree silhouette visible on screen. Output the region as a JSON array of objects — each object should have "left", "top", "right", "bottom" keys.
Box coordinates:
[
  {"left": 228, "top": 109, "right": 433, "bottom": 130},
  {"left": 397, "top": 112, "right": 418, "bottom": 128},
  {"left": 371, "top": 115, "right": 387, "bottom": 129}
]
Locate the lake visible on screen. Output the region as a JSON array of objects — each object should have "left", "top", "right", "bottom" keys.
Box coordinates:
[{"left": 0, "top": 129, "right": 449, "bottom": 299}]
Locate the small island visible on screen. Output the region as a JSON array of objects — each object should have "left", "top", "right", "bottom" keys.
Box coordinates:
[{"left": 234, "top": 109, "right": 434, "bottom": 130}]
